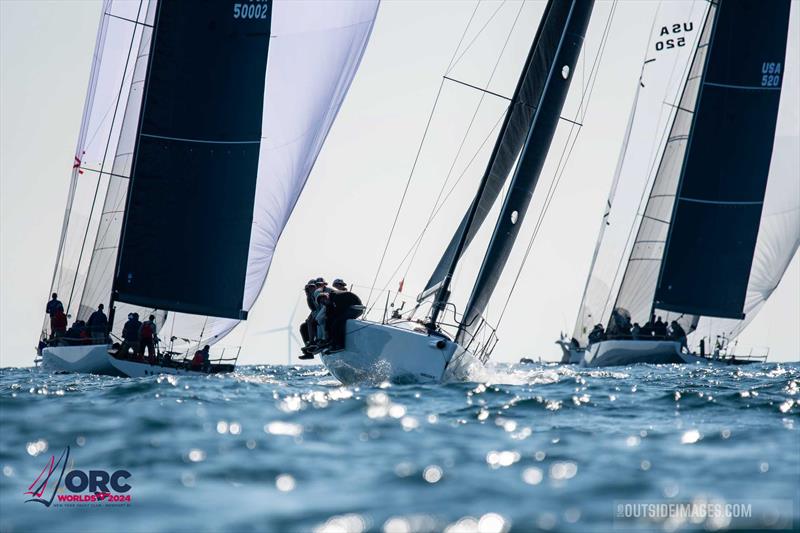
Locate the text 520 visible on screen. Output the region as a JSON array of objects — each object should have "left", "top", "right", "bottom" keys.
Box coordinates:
[{"left": 233, "top": 3, "right": 268, "bottom": 20}]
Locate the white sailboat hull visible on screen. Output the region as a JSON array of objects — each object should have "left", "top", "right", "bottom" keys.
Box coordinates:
[
  {"left": 106, "top": 357, "right": 231, "bottom": 378},
  {"left": 40, "top": 344, "right": 122, "bottom": 376},
  {"left": 579, "top": 339, "right": 765, "bottom": 368},
  {"left": 581, "top": 339, "right": 684, "bottom": 367},
  {"left": 321, "top": 320, "right": 481, "bottom": 385}
]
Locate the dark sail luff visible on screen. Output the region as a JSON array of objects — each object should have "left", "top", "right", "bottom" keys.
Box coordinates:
[
  {"left": 457, "top": 0, "right": 594, "bottom": 340},
  {"left": 653, "top": 0, "right": 790, "bottom": 319},
  {"left": 113, "top": 0, "right": 273, "bottom": 319},
  {"left": 421, "top": 0, "right": 558, "bottom": 299}
]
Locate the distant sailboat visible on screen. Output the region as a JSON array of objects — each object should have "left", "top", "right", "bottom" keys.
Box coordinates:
[
  {"left": 321, "top": 0, "right": 595, "bottom": 384},
  {"left": 563, "top": 0, "right": 798, "bottom": 367},
  {"left": 38, "top": 0, "right": 378, "bottom": 377}
]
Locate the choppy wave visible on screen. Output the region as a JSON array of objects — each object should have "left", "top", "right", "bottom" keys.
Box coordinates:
[{"left": 1, "top": 362, "right": 798, "bottom": 532}]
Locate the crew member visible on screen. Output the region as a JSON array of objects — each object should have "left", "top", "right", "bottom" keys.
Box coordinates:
[
  {"left": 328, "top": 287, "right": 364, "bottom": 350},
  {"left": 669, "top": 320, "right": 687, "bottom": 352},
  {"left": 120, "top": 313, "right": 140, "bottom": 358},
  {"left": 87, "top": 304, "right": 108, "bottom": 343},
  {"left": 588, "top": 324, "right": 605, "bottom": 345},
  {"left": 139, "top": 314, "right": 158, "bottom": 363},
  {"left": 51, "top": 309, "right": 68, "bottom": 341},
  {"left": 45, "top": 293, "right": 64, "bottom": 336},
  {"left": 300, "top": 279, "right": 318, "bottom": 348},
  {"left": 653, "top": 316, "right": 667, "bottom": 338},
  {"left": 191, "top": 345, "right": 211, "bottom": 372}
]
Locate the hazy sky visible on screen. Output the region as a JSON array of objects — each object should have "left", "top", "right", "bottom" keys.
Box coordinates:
[{"left": 1, "top": 0, "right": 798, "bottom": 368}]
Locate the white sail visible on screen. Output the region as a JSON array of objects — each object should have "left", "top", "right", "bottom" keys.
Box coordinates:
[
  {"left": 78, "top": 1, "right": 162, "bottom": 333},
  {"left": 572, "top": 0, "right": 709, "bottom": 344}
]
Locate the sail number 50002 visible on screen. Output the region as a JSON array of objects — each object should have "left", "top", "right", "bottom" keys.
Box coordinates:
[{"left": 233, "top": 2, "right": 268, "bottom": 19}]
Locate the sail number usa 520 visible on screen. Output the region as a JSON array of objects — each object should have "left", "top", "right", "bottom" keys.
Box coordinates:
[
  {"left": 655, "top": 22, "right": 694, "bottom": 52},
  {"left": 233, "top": 1, "right": 268, "bottom": 20},
  {"left": 762, "top": 62, "right": 782, "bottom": 87}
]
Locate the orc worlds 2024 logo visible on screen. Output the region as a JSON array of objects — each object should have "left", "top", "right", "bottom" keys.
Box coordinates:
[{"left": 24, "top": 446, "right": 132, "bottom": 508}]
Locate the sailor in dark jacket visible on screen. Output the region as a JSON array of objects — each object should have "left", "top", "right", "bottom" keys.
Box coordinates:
[
  {"left": 669, "top": 321, "right": 688, "bottom": 352},
  {"left": 87, "top": 304, "right": 108, "bottom": 343},
  {"left": 119, "top": 313, "right": 141, "bottom": 358},
  {"left": 45, "top": 293, "right": 64, "bottom": 336},
  {"left": 300, "top": 279, "right": 318, "bottom": 348},
  {"left": 328, "top": 284, "right": 364, "bottom": 350}
]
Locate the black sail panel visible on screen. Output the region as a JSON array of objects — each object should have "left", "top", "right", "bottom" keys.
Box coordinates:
[
  {"left": 458, "top": 0, "right": 594, "bottom": 338},
  {"left": 114, "top": 0, "right": 272, "bottom": 319},
  {"left": 422, "top": 0, "right": 556, "bottom": 296},
  {"left": 654, "top": 0, "right": 790, "bottom": 319}
]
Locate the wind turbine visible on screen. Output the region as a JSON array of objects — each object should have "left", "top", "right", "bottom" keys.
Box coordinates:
[{"left": 255, "top": 294, "right": 304, "bottom": 365}]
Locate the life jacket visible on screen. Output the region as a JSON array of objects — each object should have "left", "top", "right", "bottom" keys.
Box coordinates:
[
  {"left": 140, "top": 321, "right": 154, "bottom": 340},
  {"left": 52, "top": 311, "right": 68, "bottom": 332},
  {"left": 191, "top": 351, "right": 204, "bottom": 368}
]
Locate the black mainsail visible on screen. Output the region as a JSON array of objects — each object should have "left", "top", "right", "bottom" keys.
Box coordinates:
[
  {"left": 442, "top": 0, "right": 595, "bottom": 339},
  {"left": 113, "top": 0, "right": 272, "bottom": 319},
  {"left": 653, "top": 0, "right": 791, "bottom": 319},
  {"left": 421, "top": 0, "right": 557, "bottom": 300}
]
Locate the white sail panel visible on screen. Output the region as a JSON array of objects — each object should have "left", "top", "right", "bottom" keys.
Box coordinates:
[
  {"left": 50, "top": 0, "right": 154, "bottom": 320},
  {"left": 77, "top": 0, "right": 165, "bottom": 335},
  {"left": 572, "top": 0, "right": 708, "bottom": 343},
  {"left": 611, "top": 0, "right": 715, "bottom": 331}
]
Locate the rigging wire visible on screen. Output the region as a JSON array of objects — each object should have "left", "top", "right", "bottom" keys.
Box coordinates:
[
  {"left": 493, "top": 0, "right": 619, "bottom": 331},
  {"left": 364, "top": 108, "right": 508, "bottom": 318},
  {"left": 364, "top": 0, "right": 483, "bottom": 309},
  {"left": 446, "top": 0, "right": 509, "bottom": 76},
  {"left": 63, "top": 0, "right": 146, "bottom": 317},
  {"left": 398, "top": 0, "right": 527, "bottom": 299}
]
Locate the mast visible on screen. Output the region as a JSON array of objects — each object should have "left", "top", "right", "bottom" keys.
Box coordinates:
[
  {"left": 425, "top": 0, "right": 558, "bottom": 329},
  {"left": 457, "top": 0, "right": 594, "bottom": 341}
]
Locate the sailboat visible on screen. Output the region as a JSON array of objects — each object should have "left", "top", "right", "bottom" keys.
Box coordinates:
[
  {"left": 320, "top": 0, "right": 595, "bottom": 385},
  {"left": 563, "top": 0, "right": 798, "bottom": 368},
  {"left": 37, "top": 0, "right": 379, "bottom": 377}
]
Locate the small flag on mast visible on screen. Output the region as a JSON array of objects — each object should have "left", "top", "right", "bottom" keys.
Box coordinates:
[
  {"left": 398, "top": 278, "right": 404, "bottom": 293},
  {"left": 73, "top": 151, "right": 85, "bottom": 174}
]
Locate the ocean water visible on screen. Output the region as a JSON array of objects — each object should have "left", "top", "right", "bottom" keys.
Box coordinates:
[{"left": 0, "top": 362, "right": 798, "bottom": 532}]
